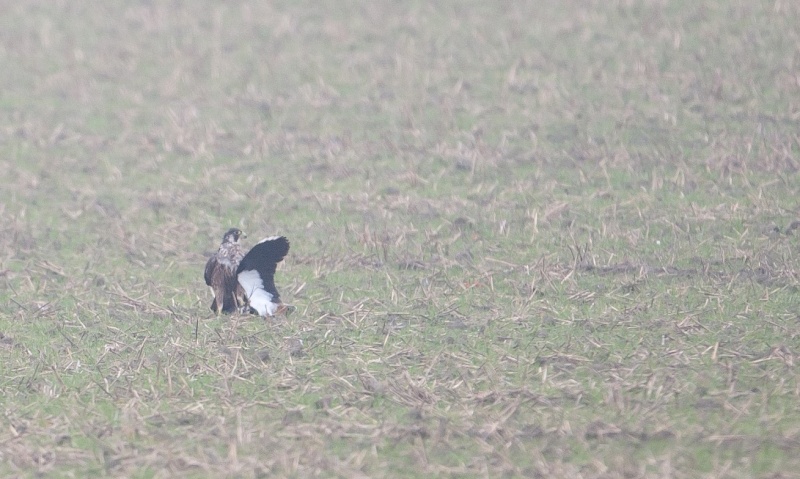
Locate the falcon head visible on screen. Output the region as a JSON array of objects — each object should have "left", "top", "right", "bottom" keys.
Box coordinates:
[{"left": 222, "top": 228, "right": 246, "bottom": 244}]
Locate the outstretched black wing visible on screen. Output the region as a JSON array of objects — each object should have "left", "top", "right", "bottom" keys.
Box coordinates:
[{"left": 236, "top": 236, "right": 290, "bottom": 316}]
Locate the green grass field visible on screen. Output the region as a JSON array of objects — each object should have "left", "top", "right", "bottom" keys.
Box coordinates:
[{"left": 1, "top": 1, "right": 799, "bottom": 477}]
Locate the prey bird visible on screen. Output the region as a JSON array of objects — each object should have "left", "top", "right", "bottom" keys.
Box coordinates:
[{"left": 204, "top": 228, "right": 290, "bottom": 316}]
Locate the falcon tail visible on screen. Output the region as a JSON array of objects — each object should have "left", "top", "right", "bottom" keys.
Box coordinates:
[{"left": 236, "top": 236, "right": 290, "bottom": 316}]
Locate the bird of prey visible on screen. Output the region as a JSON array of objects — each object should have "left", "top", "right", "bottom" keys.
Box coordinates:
[
  {"left": 204, "top": 228, "right": 290, "bottom": 316},
  {"left": 204, "top": 228, "right": 246, "bottom": 314}
]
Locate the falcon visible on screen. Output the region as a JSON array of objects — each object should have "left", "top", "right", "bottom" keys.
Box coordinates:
[{"left": 204, "top": 228, "right": 290, "bottom": 316}]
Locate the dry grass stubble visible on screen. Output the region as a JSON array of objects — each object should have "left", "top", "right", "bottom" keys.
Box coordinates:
[{"left": 1, "top": 1, "right": 800, "bottom": 478}]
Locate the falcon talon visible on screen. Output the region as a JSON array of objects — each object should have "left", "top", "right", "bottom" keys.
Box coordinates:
[{"left": 204, "top": 228, "right": 290, "bottom": 317}]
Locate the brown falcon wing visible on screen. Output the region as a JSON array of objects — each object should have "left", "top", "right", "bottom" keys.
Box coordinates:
[
  {"left": 204, "top": 255, "right": 216, "bottom": 286},
  {"left": 205, "top": 255, "right": 226, "bottom": 313}
]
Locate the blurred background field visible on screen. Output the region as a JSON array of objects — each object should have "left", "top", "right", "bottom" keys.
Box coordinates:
[{"left": 1, "top": 1, "right": 799, "bottom": 477}]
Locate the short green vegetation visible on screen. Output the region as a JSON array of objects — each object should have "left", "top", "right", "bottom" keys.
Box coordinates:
[{"left": 1, "top": 1, "right": 799, "bottom": 477}]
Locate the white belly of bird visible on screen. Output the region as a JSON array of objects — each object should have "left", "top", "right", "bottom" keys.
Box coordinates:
[{"left": 237, "top": 270, "right": 278, "bottom": 316}]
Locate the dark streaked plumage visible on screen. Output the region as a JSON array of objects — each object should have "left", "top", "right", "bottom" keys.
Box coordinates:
[
  {"left": 204, "top": 229, "right": 290, "bottom": 317},
  {"left": 204, "top": 228, "right": 246, "bottom": 314}
]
